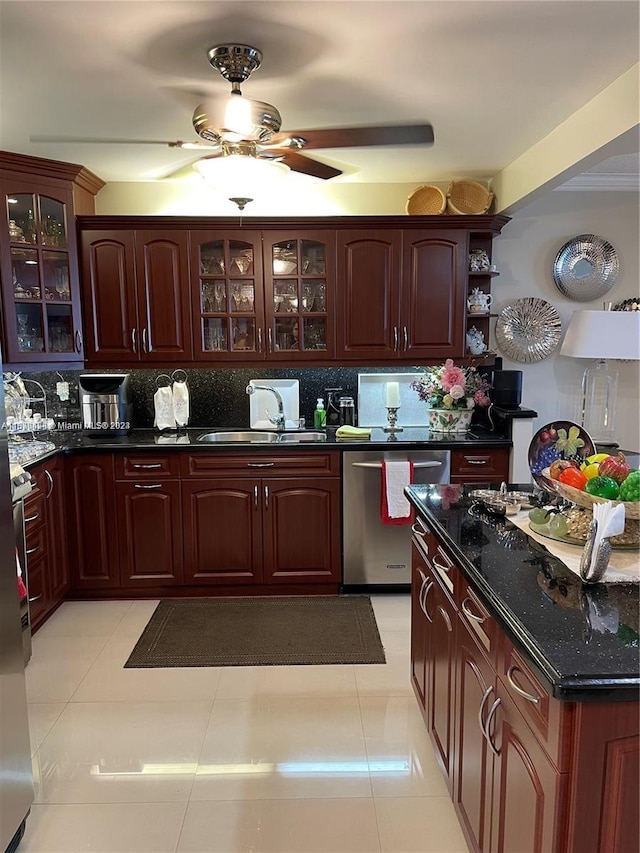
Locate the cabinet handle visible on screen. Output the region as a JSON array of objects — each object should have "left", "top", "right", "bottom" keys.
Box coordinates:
[
  {"left": 422, "top": 581, "right": 434, "bottom": 622},
  {"left": 257, "top": 328, "right": 263, "bottom": 353},
  {"left": 466, "top": 458, "right": 488, "bottom": 466},
  {"left": 254, "top": 485, "right": 259, "bottom": 510},
  {"left": 24, "top": 514, "right": 39, "bottom": 524},
  {"left": 247, "top": 462, "right": 275, "bottom": 468},
  {"left": 142, "top": 328, "right": 148, "bottom": 353},
  {"left": 26, "top": 546, "right": 39, "bottom": 555},
  {"left": 417, "top": 570, "right": 428, "bottom": 611},
  {"left": 411, "top": 522, "right": 426, "bottom": 538},
  {"left": 75, "top": 330, "right": 83, "bottom": 353},
  {"left": 45, "top": 469, "right": 54, "bottom": 498},
  {"left": 485, "top": 697, "right": 502, "bottom": 755},
  {"left": 478, "top": 685, "right": 493, "bottom": 739},
  {"left": 403, "top": 325, "right": 408, "bottom": 351},
  {"left": 132, "top": 463, "right": 162, "bottom": 469},
  {"left": 133, "top": 484, "right": 162, "bottom": 489},
  {"left": 131, "top": 328, "right": 137, "bottom": 353},
  {"left": 506, "top": 666, "right": 540, "bottom": 704},
  {"left": 461, "top": 597, "right": 485, "bottom": 623},
  {"left": 393, "top": 326, "right": 398, "bottom": 351},
  {"left": 28, "top": 593, "right": 43, "bottom": 603},
  {"left": 264, "top": 484, "right": 269, "bottom": 511},
  {"left": 267, "top": 328, "right": 273, "bottom": 352},
  {"left": 432, "top": 556, "right": 450, "bottom": 573}
]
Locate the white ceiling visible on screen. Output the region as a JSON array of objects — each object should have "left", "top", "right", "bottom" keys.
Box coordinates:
[{"left": 0, "top": 0, "right": 638, "bottom": 192}]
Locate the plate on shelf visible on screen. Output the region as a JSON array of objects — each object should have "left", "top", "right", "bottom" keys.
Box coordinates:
[
  {"left": 528, "top": 420, "right": 595, "bottom": 489},
  {"left": 552, "top": 234, "right": 618, "bottom": 302},
  {"left": 495, "top": 298, "right": 562, "bottom": 363}
]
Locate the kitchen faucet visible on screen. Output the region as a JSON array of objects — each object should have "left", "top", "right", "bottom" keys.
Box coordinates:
[{"left": 246, "top": 384, "right": 286, "bottom": 431}]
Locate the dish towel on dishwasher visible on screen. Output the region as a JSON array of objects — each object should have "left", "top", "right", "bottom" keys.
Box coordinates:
[
  {"left": 381, "top": 460, "right": 414, "bottom": 525},
  {"left": 154, "top": 386, "right": 176, "bottom": 431}
]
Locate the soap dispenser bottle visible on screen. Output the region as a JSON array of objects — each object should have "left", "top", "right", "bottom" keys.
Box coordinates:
[{"left": 314, "top": 398, "right": 326, "bottom": 429}]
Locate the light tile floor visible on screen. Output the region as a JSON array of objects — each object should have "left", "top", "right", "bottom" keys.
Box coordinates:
[{"left": 21, "top": 596, "right": 468, "bottom": 853}]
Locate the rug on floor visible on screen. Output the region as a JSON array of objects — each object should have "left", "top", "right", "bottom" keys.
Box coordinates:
[{"left": 124, "top": 596, "right": 386, "bottom": 668}]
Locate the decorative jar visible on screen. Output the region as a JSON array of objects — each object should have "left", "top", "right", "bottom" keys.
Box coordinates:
[{"left": 428, "top": 408, "right": 474, "bottom": 433}]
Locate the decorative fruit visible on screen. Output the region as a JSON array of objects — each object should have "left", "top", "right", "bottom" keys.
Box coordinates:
[
  {"left": 581, "top": 463, "right": 601, "bottom": 481},
  {"left": 599, "top": 452, "right": 632, "bottom": 485},
  {"left": 549, "top": 459, "right": 578, "bottom": 480},
  {"left": 619, "top": 470, "right": 640, "bottom": 502},
  {"left": 584, "top": 476, "right": 620, "bottom": 500},
  {"left": 581, "top": 452, "right": 611, "bottom": 469},
  {"left": 557, "top": 467, "right": 587, "bottom": 490},
  {"left": 549, "top": 515, "right": 568, "bottom": 537},
  {"left": 554, "top": 425, "right": 585, "bottom": 457},
  {"left": 528, "top": 507, "right": 550, "bottom": 525}
]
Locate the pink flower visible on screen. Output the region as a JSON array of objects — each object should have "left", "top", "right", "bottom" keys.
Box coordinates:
[
  {"left": 441, "top": 363, "right": 466, "bottom": 393},
  {"left": 474, "top": 390, "right": 490, "bottom": 406},
  {"left": 449, "top": 384, "right": 465, "bottom": 400}
]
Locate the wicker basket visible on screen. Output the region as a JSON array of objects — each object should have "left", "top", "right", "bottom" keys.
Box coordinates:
[
  {"left": 406, "top": 185, "right": 447, "bottom": 216},
  {"left": 541, "top": 470, "right": 640, "bottom": 520},
  {"left": 446, "top": 180, "right": 493, "bottom": 215}
]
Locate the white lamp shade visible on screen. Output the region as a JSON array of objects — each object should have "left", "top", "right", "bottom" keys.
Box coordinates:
[
  {"left": 560, "top": 310, "right": 640, "bottom": 360},
  {"left": 193, "top": 155, "right": 290, "bottom": 197}
]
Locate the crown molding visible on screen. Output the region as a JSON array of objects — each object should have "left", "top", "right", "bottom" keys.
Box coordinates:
[{"left": 555, "top": 173, "right": 640, "bottom": 192}]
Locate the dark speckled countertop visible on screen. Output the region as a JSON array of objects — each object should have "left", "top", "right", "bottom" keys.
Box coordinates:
[{"left": 405, "top": 484, "right": 640, "bottom": 702}]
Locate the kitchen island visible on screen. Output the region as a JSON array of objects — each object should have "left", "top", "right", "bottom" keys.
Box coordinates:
[{"left": 405, "top": 483, "right": 639, "bottom": 853}]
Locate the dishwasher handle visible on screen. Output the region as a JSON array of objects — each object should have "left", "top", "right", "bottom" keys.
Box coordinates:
[{"left": 350, "top": 460, "right": 442, "bottom": 469}]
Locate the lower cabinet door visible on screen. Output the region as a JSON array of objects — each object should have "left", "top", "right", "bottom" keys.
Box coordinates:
[
  {"left": 182, "top": 479, "right": 263, "bottom": 584},
  {"left": 116, "top": 481, "right": 183, "bottom": 586},
  {"left": 261, "top": 477, "right": 341, "bottom": 584},
  {"left": 45, "top": 458, "right": 69, "bottom": 603},
  {"left": 425, "top": 577, "right": 457, "bottom": 792},
  {"left": 489, "top": 684, "right": 563, "bottom": 853},
  {"left": 410, "top": 553, "right": 429, "bottom": 711},
  {"left": 455, "top": 618, "right": 496, "bottom": 853}
]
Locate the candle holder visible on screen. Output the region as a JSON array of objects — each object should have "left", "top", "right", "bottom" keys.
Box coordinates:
[{"left": 383, "top": 407, "right": 403, "bottom": 434}]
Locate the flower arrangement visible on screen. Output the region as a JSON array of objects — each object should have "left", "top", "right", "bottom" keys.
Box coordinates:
[{"left": 411, "top": 359, "right": 492, "bottom": 411}]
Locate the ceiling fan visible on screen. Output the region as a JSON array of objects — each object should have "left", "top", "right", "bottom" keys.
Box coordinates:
[{"left": 31, "top": 43, "right": 435, "bottom": 189}]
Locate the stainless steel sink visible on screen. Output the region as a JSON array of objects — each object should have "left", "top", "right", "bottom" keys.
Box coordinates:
[
  {"left": 198, "top": 431, "right": 280, "bottom": 443},
  {"left": 277, "top": 431, "right": 327, "bottom": 443},
  {"left": 197, "top": 430, "right": 327, "bottom": 444}
]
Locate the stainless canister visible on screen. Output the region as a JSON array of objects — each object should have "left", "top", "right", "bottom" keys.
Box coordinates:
[{"left": 338, "top": 396, "right": 355, "bottom": 426}]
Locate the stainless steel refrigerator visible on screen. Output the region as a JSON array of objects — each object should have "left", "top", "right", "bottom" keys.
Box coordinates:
[{"left": 0, "top": 354, "right": 33, "bottom": 852}]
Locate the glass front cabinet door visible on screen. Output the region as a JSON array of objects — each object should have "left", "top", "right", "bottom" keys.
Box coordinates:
[
  {"left": 1, "top": 185, "right": 83, "bottom": 363},
  {"left": 263, "top": 232, "right": 335, "bottom": 360},
  {"left": 191, "top": 231, "right": 264, "bottom": 361}
]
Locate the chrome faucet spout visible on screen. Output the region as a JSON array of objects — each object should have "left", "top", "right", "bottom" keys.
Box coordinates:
[{"left": 245, "top": 384, "right": 286, "bottom": 430}]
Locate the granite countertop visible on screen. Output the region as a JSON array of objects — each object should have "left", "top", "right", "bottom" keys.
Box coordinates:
[
  {"left": 12, "top": 425, "right": 511, "bottom": 467},
  {"left": 405, "top": 484, "right": 640, "bottom": 702}
]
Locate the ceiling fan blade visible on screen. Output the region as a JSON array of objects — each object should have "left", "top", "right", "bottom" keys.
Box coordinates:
[
  {"left": 29, "top": 135, "right": 220, "bottom": 150},
  {"left": 271, "top": 123, "right": 434, "bottom": 150},
  {"left": 274, "top": 151, "right": 342, "bottom": 180}
]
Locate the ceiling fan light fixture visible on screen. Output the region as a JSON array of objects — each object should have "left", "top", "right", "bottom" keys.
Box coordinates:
[
  {"left": 223, "top": 91, "right": 254, "bottom": 139},
  {"left": 193, "top": 153, "right": 290, "bottom": 206}
]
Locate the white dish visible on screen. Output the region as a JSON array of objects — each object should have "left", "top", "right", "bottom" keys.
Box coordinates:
[{"left": 248, "top": 379, "right": 299, "bottom": 430}]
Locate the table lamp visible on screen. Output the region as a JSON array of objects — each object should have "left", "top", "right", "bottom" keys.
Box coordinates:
[{"left": 559, "top": 308, "right": 640, "bottom": 446}]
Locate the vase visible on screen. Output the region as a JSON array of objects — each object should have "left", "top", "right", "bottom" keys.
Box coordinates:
[{"left": 428, "top": 408, "right": 473, "bottom": 433}]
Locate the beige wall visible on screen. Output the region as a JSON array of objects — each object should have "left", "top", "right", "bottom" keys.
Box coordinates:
[{"left": 95, "top": 180, "right": 640, "bottom": 452}]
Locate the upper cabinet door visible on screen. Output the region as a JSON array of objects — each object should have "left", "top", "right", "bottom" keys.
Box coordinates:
[
  {"left": 336, "top": 230, "right": 401, "bottom": 360},
  {"left": 401, "top": 230, "right": 468, "bottom": 359},
  {"left": 262, "top": 231, "right": 336, "bottom": 361},
  {"left": 80, "top": 230, "right": 138, "bottom": 363},
  {"left": 1, "top": 181, "right": 84, "bottom": 363},
  {"left": 190, "top": 230, "right": 264, "bottom": 362},
  {"left": 134, "top": 230, "right": 192, "bottom": 361}
]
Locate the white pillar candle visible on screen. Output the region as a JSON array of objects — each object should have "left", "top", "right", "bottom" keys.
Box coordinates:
[{"left": 385, "top": 381, "right": 400, "bottom": 408}]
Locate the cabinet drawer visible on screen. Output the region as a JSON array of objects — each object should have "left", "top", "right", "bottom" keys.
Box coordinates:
[
  {"left": 457, "top": 580, "right": 498, "bottom": 663},
  {"left": 182, "top": 451, "right": 340, "bottom": 478},
  {"left": 115, "top": 454, "right": 181, "bottom": 480},
  {"left": 450, "top": 447, "right": 510, "bottom": 482},
  {"left": 25, "top": 524, "right": 47, "bottom": 564},
  {"left": 499, "top": 639, "right": 567, "bottom": 771},
  {"left": 24, "top": 486, "right": 46, "bottom": 532}
]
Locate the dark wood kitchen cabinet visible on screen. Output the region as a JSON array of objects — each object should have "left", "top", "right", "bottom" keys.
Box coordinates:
[
  {"left": 181, "top": 451, "right": 341, "bottom": 589},
  {"left": 67, "top": 454, "right": 119, "bottom": 590},
  {"left": 23, "top": 456, "right": 69, "bottom": 629},
  {"left": 0, "top": 152, "right": 103, "bottom": 366},
  {"left": 337, "top": 228, "right": 468, "bottom": 360},
  {"left": 450, "top": 447, "right": 510, "bottom": 484},
  {"left": 80, "top": 229, "right": 192, "bottom": 363}
]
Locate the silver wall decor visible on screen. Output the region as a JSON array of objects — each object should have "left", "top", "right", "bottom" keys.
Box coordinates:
[
  {"left": 495, "top": 298, "right": 562, "bottom": 363},
  {"left": 552, "top": 234, "right": 619, "bottom": 301}
]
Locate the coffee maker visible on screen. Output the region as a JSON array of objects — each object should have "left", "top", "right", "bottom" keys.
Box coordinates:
[{"left": 79, "top": 374, "right": 132, "bottom": 436}]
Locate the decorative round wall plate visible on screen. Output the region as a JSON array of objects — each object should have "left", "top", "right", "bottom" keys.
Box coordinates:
[
  {"left": 528, "top": 419, "right": 595, "bottom": 489},
  {"left": 495, "top": 298, "right": 562, "bottom": 363},
  {"left": 552, "top": 234, "right": 619, "bottom": 301}
]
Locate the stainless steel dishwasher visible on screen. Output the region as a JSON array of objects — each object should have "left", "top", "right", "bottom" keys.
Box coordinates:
[{"left": 342, "top": 449, "right": 450, "bottom": 588}]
